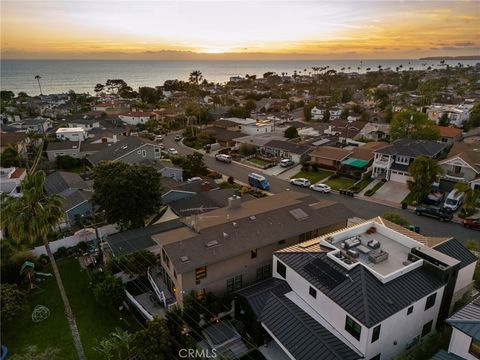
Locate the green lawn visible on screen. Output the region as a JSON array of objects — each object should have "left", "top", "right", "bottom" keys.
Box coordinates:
[
  {"left": 291, "top": 169, "right": 334, "bottom": 184},
  {"left": 326, "top": 176, "right": 356, "bottom": 191},
  {"left": 248, "top": 157, "right": 271, "bottom": 167},
  {"left": 349, "top": 176, "right": 374, "bottom": 193},
  {"left": 3, "top": 258, "right": 140, "bottom": 359}
]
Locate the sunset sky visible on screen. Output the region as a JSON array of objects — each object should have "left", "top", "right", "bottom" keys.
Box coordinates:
[{"left": 1, "top": 0, "right": 479, "bottom": 60}]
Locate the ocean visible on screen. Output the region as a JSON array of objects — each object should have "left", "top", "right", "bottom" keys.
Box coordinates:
[{"left": 1, "top": 59, "right": 479, "bottom": 95}]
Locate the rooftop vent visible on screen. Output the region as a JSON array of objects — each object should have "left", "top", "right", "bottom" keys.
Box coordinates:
[
  {"left": 206, "top": 240, "right": 219, "bottom": 248},
  {"left": 121, "top": 145, "right": 128, "bottom": 150},
  {"left": 289, "top": 208, "right": 309, "bottom": 221},
  {"left": 223, "top": 232, "right": 229, "bottom": 239},
  {"left": 228, "top": 195, "right": 242, "bottom": 209},
  {"left": 180, "top": 256, "right": 190, "bottom": 263},
  {"left": 249, "top": 215, "right": 256, "bottom": 221},
  {"left": 232, "top": 222, "right": 239, "bottom": 228}
]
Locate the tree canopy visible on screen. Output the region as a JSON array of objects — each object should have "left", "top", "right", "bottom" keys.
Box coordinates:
[
  {"left": 1, "top": 283, "right": 26, "bottom": 322},
  {"left": 407, "top": 156, "right": 443, "bottom": 203},
  {"left": 284, "top": 126, "right": 299, "bottom": 139},
  {"left": 93, "top": 162, "right": 163, "bottom": 229},
  {"left": 132, "top": 317, "right": 172, "bottom": 360},
  {"left": 177, "top": 152, "right": 208, "bottom": 179},
  {"left": 390, "top": 111, "right": 440, "bottom": 141}
]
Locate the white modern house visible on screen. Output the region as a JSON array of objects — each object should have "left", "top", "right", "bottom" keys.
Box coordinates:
[
  {"left": 236, "top": 217, "right": 477, "bottom": 360},
  {"left": 371, "top": 139, "right": 447, "bottom": 183},
  {"left": 311, "top": 106, "right": 327, "bottom": 120},
  {"left": 56, "top": 127, "right": 87, "bottom": 142},
  {"left": 432, "top": 298, "right": 480, "bottom": 360},
  {"left": 118, "top": 111, "right": 154, "bottom": 125},
  {"left": 426, "top": 104, "right": 473, "bottom": 128}
]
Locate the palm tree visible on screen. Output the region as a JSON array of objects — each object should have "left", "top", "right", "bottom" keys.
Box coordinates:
[
  {"left": 189, "top": 70, "right": 203, "bottom": 85},
  {"left": 1, "top": 172, "right": 87, "bottom": 360},
  {"left": 35, "top": 75, "right": 43, "bottom": 95},
  {"left": 454, "top": 183, "right": 480, "bottom": 217}
]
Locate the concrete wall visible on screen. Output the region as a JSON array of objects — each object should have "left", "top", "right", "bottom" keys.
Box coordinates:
[
  {"left": 449, "top": 328, "right": 477, "bottom": 360},
  {"left": 454, "top": 262, "right": 476, "bottom": 295}
]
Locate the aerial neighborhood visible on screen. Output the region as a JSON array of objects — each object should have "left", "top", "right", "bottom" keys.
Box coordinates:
[{"left": 2, "top": 64, "right": 480, "bottom": 360}]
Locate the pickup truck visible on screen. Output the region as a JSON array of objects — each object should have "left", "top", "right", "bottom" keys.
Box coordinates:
[{"left": 415, "top": 206, "right": 453, "bottom": 222}]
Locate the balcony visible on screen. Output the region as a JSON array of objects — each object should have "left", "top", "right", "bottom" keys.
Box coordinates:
[
  {"left": 444, "top": 170, "right": 466, "bottom": 181},
  {"left": 373, "top": 157, "right": 393, "bottom": 169}
]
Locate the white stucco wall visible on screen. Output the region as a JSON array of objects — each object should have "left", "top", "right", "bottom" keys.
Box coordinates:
[
  {"left": 454, "top": 262, "right": 476, "bottom": 295},
  {"left": 448, "top": 328, "right": 477, "bottom": 360}
]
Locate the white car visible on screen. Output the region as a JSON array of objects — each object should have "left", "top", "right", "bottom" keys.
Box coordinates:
[
  {"left": 290, "top": 178, "right": 311, "bottom": 187},
  {"left": 187, "top": 177, "right": 202, "bottom": 183},
  {"left": 174, "top": 135, "right": 182, "bottom": 142},
  {"left": 168, "top": 148, "right": 178, "bottom": 155},
  {"left": 279, "top": 159, "right": 294, "bottom": 167},
  {"left": 310, "top": 183, "right": 331, "bottom": 193}
]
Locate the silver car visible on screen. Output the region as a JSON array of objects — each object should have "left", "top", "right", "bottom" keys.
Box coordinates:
[
  {"left": 310, "top": 183, "right": 331, "bottom": 193},
  {"left": 290, "top": 178, "right": 311, "bottom": 187}
]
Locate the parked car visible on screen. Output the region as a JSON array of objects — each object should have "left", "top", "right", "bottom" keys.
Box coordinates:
[
  {"left": 443, "top": 189, "right": 465, "bottom": 212},
  {"left": 279, "top": 159, "right": 294, "bottom": 167},
  {"left": 215, "top": 154, "right": 232, "bottom": 163},
  {"left": 415, "top": 206, "right": 453, "bottom": 222},
  {"left": 310, "top": 183, "right": 331, "bottom": 193},
  {"left": 159, "top": 143, "right": 165, "bottom": 150},
  {"left": 463, "top": 217, "right": 480, "bottom": 230},
  {"left": 187, "top": 177, "right": 202, "bottom": 183},
  {"left": 423, "top": 191, "right": 444, "bottom": 206},
  {"left": 174, "top": 135, "right": 182, "bottom": 142},
  {"left": 290, "top": 178, "right": 311, "bottom": 187},
  {"left": 168, "top": 148, "right": 178, "bottom": 155}
]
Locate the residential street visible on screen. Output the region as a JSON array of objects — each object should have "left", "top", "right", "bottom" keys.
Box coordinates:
[{"left": 163, "top": 133, "right": 479, "bottom": 242}]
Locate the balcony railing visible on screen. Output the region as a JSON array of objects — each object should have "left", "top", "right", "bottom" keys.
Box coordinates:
[
  {"left": 445, "top": 170, "right": 466, "bottom": 180},
  {"left": 373, "top": 157, "right": 393, "bottom": 168}
]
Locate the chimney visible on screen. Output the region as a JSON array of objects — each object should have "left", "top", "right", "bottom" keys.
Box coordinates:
[
  {"left": 228, "top": 195, "right": 242, "bottom": 209},
  {"left": 201, "top": 181, "right": 210, "bottom": 192}
]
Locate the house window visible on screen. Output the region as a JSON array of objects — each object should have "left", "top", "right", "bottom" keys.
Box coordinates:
[
  {"left": 309, "top": 286, "right": 317, "bottom": 299},
  {"left": 277, "top": 261, "right": 286, "bottom": 279},
  {"left": 226, "top": 275, "right": 243, "bottom": 292},
  {"left": 469, "top": 339, "right": 480, "bottom": 358},
  {"left": 155, "top": 148, "right": 160, "bottom": 153},
  {"left": 251, "top": 249, "right": 257, "bottom": 259},
  {"left": 421, "top": 320, "right": 433, "bottom": 337},
  {"left": 425, "top": 293, "right": 437, "bottom": 310},
  {"left": 195, "top": 266, "right": 207, "bottom": 284},
  {"left": 256, "top": 264, "right": 272, "bottom": 281},
  {"left": 142, "top": 150, "right": 147, "bottom": 157},
  {"left": 452, "top": 165, "right": 462, "bottom": 175},
  {"left": 407, "top": 306, "right": 414, "bottom": 315},
  {"left": 345, "top": 316, "right": 361, "bottom": 341},
  {"left": 372, "top": 324, "right": 381, "bottom": 343},
  {"left": 370, "top": 354, "right": 381, "bottom": 360}
]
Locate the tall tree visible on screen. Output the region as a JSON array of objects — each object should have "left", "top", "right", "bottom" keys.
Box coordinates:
[
  {"left": 0, "top": 172, "right": 87, "bottom": 360},
  {"left": 407, "top": 157, "right": 443, "bottom": 203},
  {"left": 189, "top": 70, "right": 203, "bottom": 85},
  {"left": 390, "top": 111, "right": 440, "bottom": 140},
  {"left": 0, "top": 143, "right": 26, "bottom": 167},
  {"left": 132, "top": 317, "right": 173, "bottom": 360},
  {"left": 93, "top": 162, "right": 163, "bottom": 229},
  {"left": 35, "top": 75, "right": 43, "bottom": 95}
]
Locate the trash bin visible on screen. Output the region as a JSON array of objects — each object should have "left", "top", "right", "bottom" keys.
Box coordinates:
[{"left": 401, "top": 202, "right": 408, "bottom": 210}]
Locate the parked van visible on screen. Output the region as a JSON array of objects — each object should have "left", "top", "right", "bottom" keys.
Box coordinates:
[
  {"left": 443, "top": 189, "right": 465, "bottom": 212},
  {"left": 248, "top": 173, "right": 270, "bottom": 190}
]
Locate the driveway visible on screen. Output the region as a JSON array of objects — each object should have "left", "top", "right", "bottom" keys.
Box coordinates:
[{"left": 372, "top": 181, "right": 409, "bottom": 204}]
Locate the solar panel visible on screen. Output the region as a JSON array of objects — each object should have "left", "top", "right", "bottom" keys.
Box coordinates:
[
  {"left": 289, "top": 208, "right": 309, "bottom": 221},
  {"left": 303, "top": 258, "right": 345, "bottom": 290}
]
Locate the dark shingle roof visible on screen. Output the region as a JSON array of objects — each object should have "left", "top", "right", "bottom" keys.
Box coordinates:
[
  {"left": 45, "top": 171, "right": 90, "bottom": 194},
  {"left": 430, "top": 350, "right": 465, "bottom": 360},
  {"left": 106, "top": 219, "right": 184, "bottom": 256},
  {"left": 87, "top": 137, "right": 158, "bottom": 165},
  {"left": 236, "top": 278, "right": 292, "bottom": 318},
  {"left": 375, "top": 139, "right": 447, "bottom": 158},
  {"left": 61, "top": 189, "right": 93, "bottom": 211},
  {"left": 446, "top": 298, "right": 480, "bottom": 341},
  {"left": 46, "top": 141, "right": 80, "bottom": 151},
  {"left": 261, "top": 294, "right": 360, "bottom": 360},
  {"left": 276, "top": 252, "right": 445, "bottom": 327},
  {"left": 434, "top": 239, "right": 477, "bottom": 269},
  {"left": 263, "top": 140, "right": 311, "bottom": 155}
]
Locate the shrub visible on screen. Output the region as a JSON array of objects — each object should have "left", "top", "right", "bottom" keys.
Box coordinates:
[
  {"left": 54, "top": 246, "right": 68, "bottom": 259},
  {"left": 1, "top": 283, "right": 26, "bottom": 322},
  {"left": 77, "top": 241, "right": 89, "bottom": 253},
  {"left": 56, "top": 155, "right": 84, "bottom": 170},
  {"left": 383, "top": 213, "right": 411, "bottom": 227},
  {"left": 93, "top": 275, "right": 125, "bottom": 306},
  {"left": 227, "top": 176, "right": 234, "bottom": 184}
]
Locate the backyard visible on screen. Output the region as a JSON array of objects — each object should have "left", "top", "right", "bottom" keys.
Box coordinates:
[
  {"left": 291, "top": 169, "right": 334, "bottom": 184},
  {"left": 3, "top": 258, "right": 140, "bottom": 359}
]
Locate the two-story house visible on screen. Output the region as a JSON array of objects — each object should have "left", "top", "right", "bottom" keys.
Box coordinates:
[
  {"left": 439, "top": 141, "right": 480, "bottom": 190},
  {"left": 68, "top": 117, "right": 101, "bottom": 131},
  {"left": 372, "top": 139, "right": 448, "bottom": 183},
  {"left": 118, "top": 111, "right": 155, "bottom": 125},
  {"left": 236, "top": 217, "right": 477, "bottom": 360},
  {"left": 151, "top": 191, "right": 354, "bottom": 307}
]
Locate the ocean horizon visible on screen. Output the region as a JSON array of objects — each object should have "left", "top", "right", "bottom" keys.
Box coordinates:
[{"left": 2, "top": 59, "right": 479, "bottom": 95}]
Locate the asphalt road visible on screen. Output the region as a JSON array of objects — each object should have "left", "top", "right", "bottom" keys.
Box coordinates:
[{"left": 164, "top": 133, "right": 479, "bottom": 242}]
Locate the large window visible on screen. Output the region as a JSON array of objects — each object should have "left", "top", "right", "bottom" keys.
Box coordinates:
[
  {"left": 256, "top": 264, "right": 272, "bottom": 281},
  {"left": 345, "top": 316, "right": 362, "bottom": 341},
  {"left": 277, "top": 261, "right": 286, "bottom": 279},
  {"left": 226, "top": 275, "right": 243, "bottom": 292},
  {"left": 195, "top": 266, "right": 207, "bottom": 284},
  {"left": 407, "top": 306, "right": 414, "bottom": 315},
  {"left": 469, "top": 339, "right": 480, "bottom": 359},
  {"left": 425, "top": 293, "right": 437, "bottom": 310},
  {"left": 421, "top": 320, "right": 433, "bottom": 337},
  {"left": 372, "top": 325, "right": 381, "bottom": 343}
]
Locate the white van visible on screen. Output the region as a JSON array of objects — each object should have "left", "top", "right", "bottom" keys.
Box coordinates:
[{"left": 443, "top": 189, "right": 465, "bottom": 211}]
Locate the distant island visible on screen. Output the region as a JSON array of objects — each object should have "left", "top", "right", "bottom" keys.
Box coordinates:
[{"left": 419, "top": 55, "right": 480, "bottom": 60}]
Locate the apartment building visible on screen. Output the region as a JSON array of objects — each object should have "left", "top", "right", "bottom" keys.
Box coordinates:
[
  {"left": 236, "top": 217, "right": 476, "bottom": 360},
  {"left": 151, "top": 191, "right": 354, "bottom": 306}
]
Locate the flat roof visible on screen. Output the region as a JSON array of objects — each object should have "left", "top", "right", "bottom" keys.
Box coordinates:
[{"left": 56, "top": 127, "right": 84, "bottom": 133}]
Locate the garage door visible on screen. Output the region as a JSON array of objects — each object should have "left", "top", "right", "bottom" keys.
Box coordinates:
[{"left": 389, "top": 170, "right": 410, "bottom": 183}]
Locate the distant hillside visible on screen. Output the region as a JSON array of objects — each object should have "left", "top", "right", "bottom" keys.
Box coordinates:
[{"left": 419, "top": 55, "right": 480, "bottom": 60}]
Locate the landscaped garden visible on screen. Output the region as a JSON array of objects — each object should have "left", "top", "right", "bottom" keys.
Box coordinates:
[
  {"left": 291, "top": 169, "right": 334, "bottom": 184},
  {"left": 3, "top": 258, "right": 140, "bottom": 359}
]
